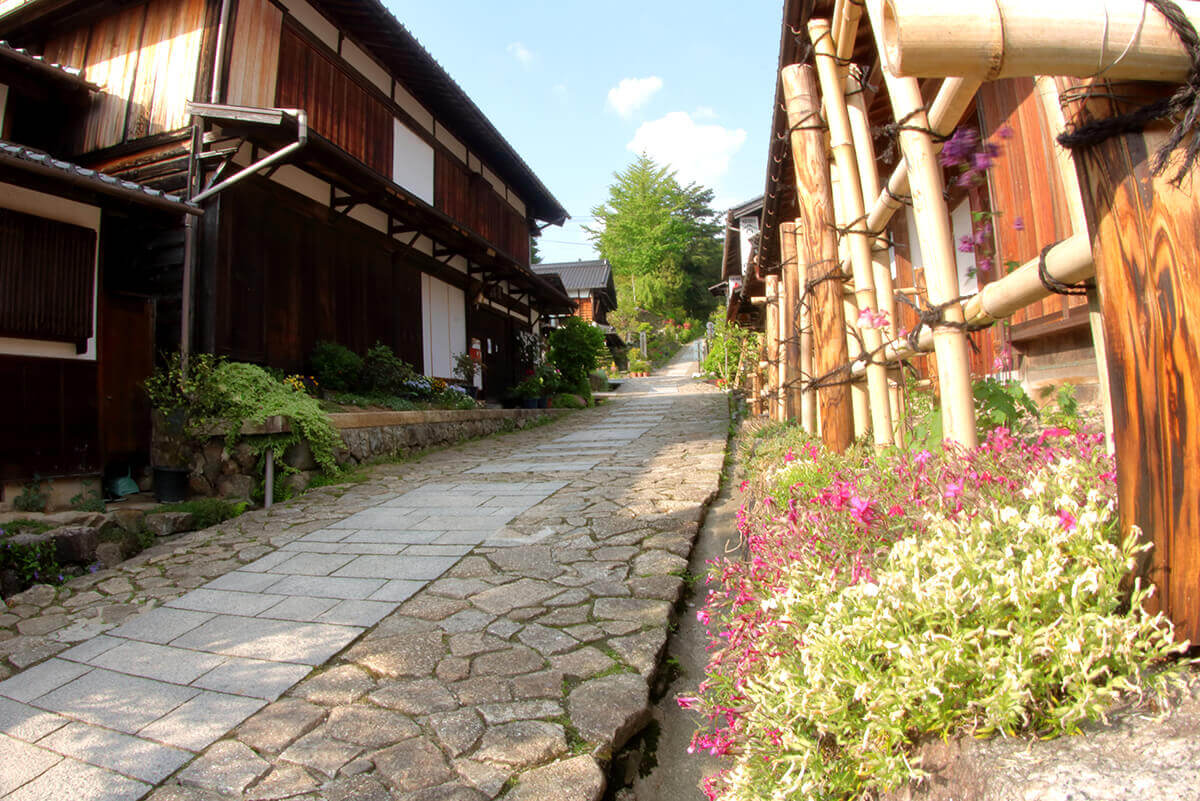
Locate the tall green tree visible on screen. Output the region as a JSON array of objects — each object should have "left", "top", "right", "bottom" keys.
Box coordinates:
[{"left": 584, "top": 154, "right": 721, "bottom": 318}]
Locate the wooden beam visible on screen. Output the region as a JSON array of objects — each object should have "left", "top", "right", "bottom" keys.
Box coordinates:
[{"left": 782, "top": 63, "right": 854, "bottom": 450}]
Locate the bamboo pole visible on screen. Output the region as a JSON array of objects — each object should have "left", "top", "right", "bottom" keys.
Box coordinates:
[
  {"left": 780, "top": 221, "right": 801, "bottom": 423},
  {"left": 796, "top": 222, "right": 818, "bottom": 433},
  {"left": 852, "top": 232, "right": 1093, "bottom": 374},
  {"left": 845, "top": 65, "right": 905, "bottom": 444},
  {"left": 812, "top": 18, "right": 894, "bottom": 447},
  {"left": 866, "top": 0, "right": 977, "bottom": 447},
  {"left": 782, "top": 63, "right": 854, "bottom": 450},
  {"left": 845, "top": 76, "right": 983, "bottom": 278},
  {"left": 880, "top": 0, "right": 1200, "bottom": 82},
  {"left": 765, "top": 274, "right": 781, "bottom": 421},
  {"left": 831, "top": 163, "right": 870, "bottom": 440},
  {"left": 1034, "top": 75, "right": 1116, "bottom": 451},
  {"left": 833, "top": 0, "right": 864, "bottom": 63}
]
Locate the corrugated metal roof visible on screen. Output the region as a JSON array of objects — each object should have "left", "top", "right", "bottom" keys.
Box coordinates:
[
  {"left": 0, "top": 140, "right": 199, "bottom": 214},
  {"left": 0, "top": 39, "right": 96, "bottom": 90},
  {"left": 532, "top": 259, "right": 613, "bottom": 292}
]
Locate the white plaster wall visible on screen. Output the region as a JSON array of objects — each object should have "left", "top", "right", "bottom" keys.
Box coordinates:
[
  {"left": 951, "top": 200, "right": 978, "bottom": 295},
  {"left": 270, "top": 164, "right": 330, "bottom": 205},
  {"left": 393, "top": 119, "right": 434, "bottom": 205},
  {"left": 421, "top": 274, "right": 466, "bottom": 377},
  {"left": 434, "top": 123, "right": 467, "bottom": 162},
  {"left": 0, "top": 183, "right": 101, "bottom": 361},
  {"left": 341, "top": 40, "right": 390, "bottom": 94},
  {"left": 278, "top": 0, "right": 337, "bottom": 49},
  {"left": 348, "top": 204, "right": 389, "bottom": 235},
  {"left": 394, "top": 84, "right": 433, "bottom": 132}
]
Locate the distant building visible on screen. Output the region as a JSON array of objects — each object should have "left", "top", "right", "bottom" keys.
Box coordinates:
[{"left": 532, "top": 259, "right": 618, "bottom": 325}]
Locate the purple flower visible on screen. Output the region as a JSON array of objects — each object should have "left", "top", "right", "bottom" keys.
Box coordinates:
[
  {"left": 977, "top": 257, "right": 994, "bottom": 274},
  {"left": 997, "top": 125, "right": 1014, "bottom": 140},
  {"left": 958, "top": 235, "right": 975, "bottom": 253},
  {"left": 1013, "top": 216, "right": 1025, "bottom": 231},
  {"left": 956, "top": 170, "right": 978, "bottom": 188},
  {"left": 939, "top": 127, "right": 979, "bottom": 167},
  {"left": 972, "top": 151, "right": 994, "bottom": 171}
]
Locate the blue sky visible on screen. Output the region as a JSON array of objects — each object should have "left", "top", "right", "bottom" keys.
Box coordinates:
[{"left": 384, "top": 0, "right": 783, "bottom": 263}]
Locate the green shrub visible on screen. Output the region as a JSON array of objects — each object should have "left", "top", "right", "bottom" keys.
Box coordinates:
[
  {"left": 0, "top": 525, "right": 60, "bottom": 586},
  {"left": 310, "top": 341, "right": 363, "bottom": 392},
  {"left": 974, "top": 376, "right": 1039, "bottom": 433},
  {"left": 209, "top": 361, "right": 341, "bottom": 474},
  {"left": 361, "top": 342, "right": 420, "bottom": 396},
  {"left": 551, "top": 393, "right": 586, "bottom": 410},
  {"left": 12, "top": 480, "right": 49, "bottom": 513},
  {"left": 548, "top": 318, "right": 607, "bottom": 389},
  {"left": 1043, "top": 382, "right": 1084, "bottom": 431},
  {"left": 150, "top": 498, "right": 246, "bottom": 530}
]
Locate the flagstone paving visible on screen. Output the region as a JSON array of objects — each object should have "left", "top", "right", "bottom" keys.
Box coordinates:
[{"left": 0, "top": 351, "right": 726, "bottom": 800}]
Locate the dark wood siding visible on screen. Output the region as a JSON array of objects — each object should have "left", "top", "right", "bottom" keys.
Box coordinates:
[
  {"left": 977, "top": 78, "right": 1087, "bottom": 330},
  {"left": 0, "top": 209, "right": 96, "bottom": 347},
  {"left": 276, "top": 23, "right": 391, "bottom": 176},
  {"left": 214, "top": 177, "right": 421, "bottom": 371},
  {"left": 434, "top": 150, "right": 529, "bottom": 264},
  {"left": 0, "top": 356, "right": 99, "bottom": 481}
]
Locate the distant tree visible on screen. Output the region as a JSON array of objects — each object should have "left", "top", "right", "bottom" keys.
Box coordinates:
[
  {"left": 530, "top": 236, "right": 542, "bottom": 264},
  {"left": 584, "top": 154, "right": 721, "bottom": 319}
]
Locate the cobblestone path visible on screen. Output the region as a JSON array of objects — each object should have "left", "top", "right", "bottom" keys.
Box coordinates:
[{"left": 0, "top": 353, "right": 727, "bottom": 801}]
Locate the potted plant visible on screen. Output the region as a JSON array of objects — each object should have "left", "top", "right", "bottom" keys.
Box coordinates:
[
  {"left": 512, "top": 374, "right": 544, "bottom": 409},
  {"left": 143, "top": 353, "right": 221, "bottom": 502},
  {"left": 453, "top": 350, "right": 482, "bottom": 399}
]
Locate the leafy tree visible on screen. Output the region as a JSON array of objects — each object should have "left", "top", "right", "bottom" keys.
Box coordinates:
[
  {"left": 547, "top": 317, "right": 607, "bottom": 395},
  {"left": 584, "top": 154, "right": 722, "bottom": 319}
]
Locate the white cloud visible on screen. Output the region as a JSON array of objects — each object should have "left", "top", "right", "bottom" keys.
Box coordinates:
[
  {"left": 626, "top": 111, "right": 747, "bottom": 188},
  {"left": 507, "top": 42, "right": 534, "bottom": 67},
  {"left": 552, "top": 83, "right": 569, "bottom": 103},
  {"left": 606, "top": 76, "right": 663, "bottom": 119},
  {"left": 693, "top": 106, "right": 718, "bottom": 120}
]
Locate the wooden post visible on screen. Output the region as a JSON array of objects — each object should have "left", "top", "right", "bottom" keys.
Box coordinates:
[
  {"left": 866, "top": 0, "right": 978, "bottom": 447},
  {"left": 765, "top": 274, "right": 781, "bottom": 421},
  {"left": 1034, "top": 75, "right": 1116, "bottom": 452},
  {"left": 1066, "top": 92, "right": 1200, "bottom": 643},
  {"left": 782, "top": 63, "right": 853, "bottom": 450},
  {"left": 812, "top": 19, "right": 894, "bottom": 447},
  {"left": 780, "top": 222, "right": 801, "bottom": 422}
]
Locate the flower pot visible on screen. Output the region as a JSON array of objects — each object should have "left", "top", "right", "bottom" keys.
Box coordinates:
[
  {"left": 537, "top": 397, "right": 548, "bottom": 409},
  {"left": 521, "top": 398, "right": 539, "bottom": 409},
  {"left": 153, "top": 466, "right": 190, "bottom": 503}
]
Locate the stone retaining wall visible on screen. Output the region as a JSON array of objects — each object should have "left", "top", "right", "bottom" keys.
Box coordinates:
[{"left": 186, "top": 408, "right": 565, "bottom": 499}]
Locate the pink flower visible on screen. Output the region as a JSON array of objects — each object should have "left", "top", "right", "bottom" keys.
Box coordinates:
[
  {"left": 697, "top": 609, "right": 710, "bottom": 625},
  {"left": 784, "top": 449, "right": 796, "bottom": 463},
  {"left": 1058, "top": 508, "right": 1078, "bottom": 531},
  {"left": 739, "top": 480, "right": 749, "bottom": 492},
  {"left": 944, "top": 478, "right": 964, "bottom": 499},
  {"left": 677, "top": 696, "right": 699, "bottom": 710},
  {"left": 914, "top": 450, "right": 933, "bottom": 467},
  {"left": 1013, "top": 216, "right": 1025, "bottom": 231}
]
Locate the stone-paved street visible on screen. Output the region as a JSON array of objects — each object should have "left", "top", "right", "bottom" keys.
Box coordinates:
[{"left": 0, "top": 349, "right": 727, "bottom": 801}]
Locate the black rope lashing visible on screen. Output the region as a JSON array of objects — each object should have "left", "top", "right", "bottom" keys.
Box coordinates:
[
  {"left": 873, "top": 108, "right": 951, "bottom": 164},
  {"left": 1058, "top": 0, "right": 1200, "bottom": 184},
  {"left": 1037, "top": 241, "right": 1096, "bottom": 296},
  {"left": 779, "top": 109, "right": 828, "bottom": 140},
  {"left": 895, "top": 291, "right": 976, "bottom": 354}
]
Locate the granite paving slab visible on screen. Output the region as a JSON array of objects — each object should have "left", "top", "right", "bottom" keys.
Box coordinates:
[{"left": 0, "top": 350, "right": 726, "bottom": 800}]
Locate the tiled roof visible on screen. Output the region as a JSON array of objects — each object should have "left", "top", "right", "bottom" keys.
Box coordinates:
[
  {"left": 532, "top": 259, "right": 614, "bottom": 292},
  {"left": 0, "top": 39, "right": 96, "bottom": 90},
  {"left": 0, "top": 140, "right": 199, "bottom": 214}
]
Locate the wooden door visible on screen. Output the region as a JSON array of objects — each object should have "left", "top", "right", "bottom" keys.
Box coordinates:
[{"left": 99, "top": 293, "right": 154, "bottom": 466}]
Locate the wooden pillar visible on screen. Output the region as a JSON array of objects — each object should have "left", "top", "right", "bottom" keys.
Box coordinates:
[
  {"left": 866, "top": 0, "right": 978, "bottom": 447},
  {"left": 780, "top": 223, "right": 800, "bottom": 423},
  {"left": 1066, "top": 92, "right": 1200, "bottom": 643},
  {"left": 782, "top": 63, "right": 854, "bottom": 450},
  {"left": 812, "top": 19, "right": 894, "bottom": 447},
  {"left": 1034, "top": 75, "right": 1116, "bottom": 451},
  {"left": 786, "top": 221, "right": 818, "bottom": 432},
  {"left": 765, "top": 274, "right": 781, "bottom": 421},
  {"left": 846, "top": 66, "right": 905, "bottom": 445}
]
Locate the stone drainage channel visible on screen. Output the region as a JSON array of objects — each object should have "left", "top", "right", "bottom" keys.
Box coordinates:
[{"left": 0, "top": 354, "right": 728, "bottom": 801}]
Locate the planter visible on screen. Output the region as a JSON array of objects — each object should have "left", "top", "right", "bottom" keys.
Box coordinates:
[
  {"left": 153, "top": 466, "right": 190, "bottom": 503},
  {"left": 521, "top": 398, "right": 539, "bottom": 409},
  {"left": 537, "top": 397, "right": 548, "bottom": 409}
]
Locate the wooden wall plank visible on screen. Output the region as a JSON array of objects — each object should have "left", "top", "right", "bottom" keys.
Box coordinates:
[{"left": 227, "top": 0, "right": 283, "bottom": 107}]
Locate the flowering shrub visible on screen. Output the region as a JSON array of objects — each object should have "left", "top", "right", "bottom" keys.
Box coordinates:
[{"left": 687, "top": 425, "right": 1186, "bottom": 801}]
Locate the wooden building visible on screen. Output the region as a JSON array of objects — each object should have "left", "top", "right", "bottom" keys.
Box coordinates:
[
  {"left": 532, "top": 259, "right": 618, "bottom": 325},
  {"left": 0, "top": 0, "right": 573, "bottom": 500},
  {"left": 742, "top": 0, "right": 1200, "bottom": 641}
]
